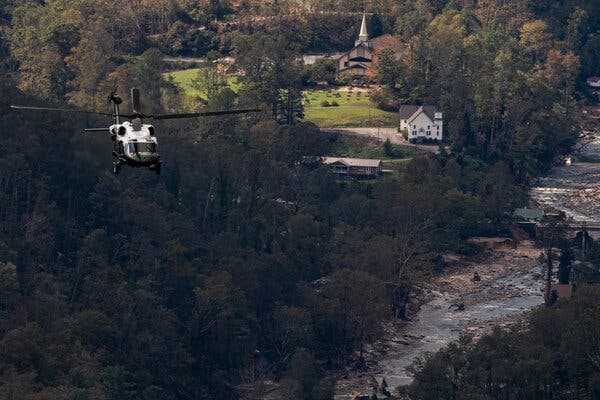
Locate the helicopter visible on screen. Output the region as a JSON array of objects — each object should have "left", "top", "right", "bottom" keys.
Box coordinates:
[{"left": 10, "top": 88, "right": 260, "bottom": 175}]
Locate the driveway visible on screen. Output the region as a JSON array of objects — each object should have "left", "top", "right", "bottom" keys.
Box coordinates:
[{"left": 322, "top": 127, "right": 441, "bottom": 154}]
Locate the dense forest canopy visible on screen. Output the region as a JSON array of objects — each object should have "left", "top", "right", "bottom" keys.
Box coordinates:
[{"left": 0, "top": 0, "right": 598, "bottom": 399}]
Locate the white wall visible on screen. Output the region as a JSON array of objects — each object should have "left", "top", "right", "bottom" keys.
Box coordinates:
[{"left": 407, "top": 112, "right": 443, "bottom": 141}]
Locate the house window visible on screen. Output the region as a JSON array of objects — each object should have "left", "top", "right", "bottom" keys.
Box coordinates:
[
  {"left": 427, "top": 125, "right": 430, "bottom": 129},
  {"left": 427, "top": 131, "right": 431, "bottom": 136},
  {"left": 412, "top": 130, "right": 416, "bottom": 136},
  {"left": 413, "top": 125, "right": 416, "bottom": 129}
]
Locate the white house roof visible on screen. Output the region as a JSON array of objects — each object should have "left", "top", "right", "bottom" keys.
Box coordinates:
[
  {"left": 399, "top": 105, "right": 440, "bottom": 122},
  {"left": 321, "top": 157, "right": 381, "bottom": 167}
]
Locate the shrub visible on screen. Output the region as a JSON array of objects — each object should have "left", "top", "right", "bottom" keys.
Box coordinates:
[
  {"left": 330, "top": 101, "right": 339, "bottom": 107},
  {"left": 320, "top": 100, "right": 331, "bottom": 107},
  {"left": 383, "top": 139, "right": 393, "bottom": 156},
  {"left": 400, "top": 129, "right": 408, "bottom": 141},
  {"left": 308, "top": 59, "right": 337, "bottom": 85},
  {"left": 336, "top": 71, "right": 353, "bottom": 86},
  {"left": 370, "top": 87, "right": 398, "bottom": 111}
]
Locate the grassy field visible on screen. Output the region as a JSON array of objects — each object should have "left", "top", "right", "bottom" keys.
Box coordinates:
[
  {"left": 166, "top": 68, "right": 397, "bottom": 128},
  {"left": 303, "top": 89, "right": 398, "bottom": 128},
  {"left": 165, "top": 68, "right": 241, "bottom": 99},
  {"left": 328, "top": 134, "right": 417, "bottom": 160}
]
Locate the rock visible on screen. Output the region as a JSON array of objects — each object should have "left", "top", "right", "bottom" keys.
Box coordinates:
[{"left": 449, "top": 302, "right": 466, "bottom": 311}]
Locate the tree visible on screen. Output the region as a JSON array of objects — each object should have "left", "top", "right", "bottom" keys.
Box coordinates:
[
  {"left": 235, "top": 31, "right": 304, "bottom": 124},
  {"left": 270, "top": 306, "right": 315, "bottom": 365},
  {"left": 191, "top": 63, "right": 229, "bottom": 101},
  {"left": 565, "top": 7, "right": 589, "bottom": 53},
  {"left": 285, "top": 348, "right": 319, "bottom": 400},
  {"left": 9, "top": 1, "right": 85, "bottom": 99},
  {"left": 520, "top": 20, "right": 553, "bottom": 62},
  {"left": 582, "top": 32, "right": 600, "bottom": 77},
  {"left": 559, "top": 247, "right": 574, "bottom": 284},
  {"left": 309, "top": 59, "right": 337, "bottom": 85},
  {"left": 315, "top": 269, "right": 388, "bottom": 361},
  {"left": 540, "top": 220, "right": 567, "bottom": 305},
  {"left": 66, "top": 18, "right": 116, "bottom": 110},
  {"left": 129, "top": 48, "right": 166, "bottom": 114},
  {"left": 376, "top": 48, "right": 400, "bottom": 88}
]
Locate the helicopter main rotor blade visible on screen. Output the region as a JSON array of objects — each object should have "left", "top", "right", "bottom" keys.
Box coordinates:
[
  {"left": 149, "top": 108, "right": 262, "bottom": 120},
  {"left": 83, "top": 128, "right": 109, "bottom": 133},
  {"left": 10, "top": 105, "right": 117, "bottom": 117}
]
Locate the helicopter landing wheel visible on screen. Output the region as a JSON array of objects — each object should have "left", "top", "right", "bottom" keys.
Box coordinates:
[{"left": 113, "top": 162, "right": 121, "bottom": 175}]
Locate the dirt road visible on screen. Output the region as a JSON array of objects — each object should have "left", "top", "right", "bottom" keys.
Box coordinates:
[
  {"left": 322, "top": 127, "right": 441, "bottom": 154},
  {"left": 334, "top": 241, "right": 544, "bottom": 399}
]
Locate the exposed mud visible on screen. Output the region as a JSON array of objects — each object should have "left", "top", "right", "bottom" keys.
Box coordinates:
[{"left": 334, "top": 242, "right": 545, "bottom": 399}]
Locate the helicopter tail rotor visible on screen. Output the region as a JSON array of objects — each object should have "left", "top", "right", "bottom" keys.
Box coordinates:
[
  {"left": 108, "top": 84, "right": 122, "bottom": 106},
  {"left": 131, "top": 88, "right": 141, "bottom": 115}
]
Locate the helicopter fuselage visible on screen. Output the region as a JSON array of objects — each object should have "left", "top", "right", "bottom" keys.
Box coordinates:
[{"left": 111, "top": 119, "right": 160, "bottom": 174}]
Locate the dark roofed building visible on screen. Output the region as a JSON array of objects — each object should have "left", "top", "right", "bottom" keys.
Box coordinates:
[
  {"left": 337, "top": 13, "right": 373, "bottom": 80},
  {"left": 321, "top": 157, "right": 382, "bottom": 178},
  {"left": 398, "top": 105, "right": 421, "bottom": 119},
  {"left": 336, "top": 15, "right": 402, "bottom": 82}
]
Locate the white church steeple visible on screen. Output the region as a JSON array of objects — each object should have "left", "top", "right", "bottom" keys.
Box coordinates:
[{"left": 355, "top": 13, "right": 369, "bottom": 46}]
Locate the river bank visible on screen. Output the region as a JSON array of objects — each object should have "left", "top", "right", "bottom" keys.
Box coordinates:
[
  {"left": 531, "top": 106, "right": 600, "bottom": 224},
  {"left": 334, "top": 240, "right": 545, "bottom": 399}
]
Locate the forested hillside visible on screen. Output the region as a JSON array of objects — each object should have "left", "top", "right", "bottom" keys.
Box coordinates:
[{"left": 0, "top": 1, "right": 598, "bottom": 399}]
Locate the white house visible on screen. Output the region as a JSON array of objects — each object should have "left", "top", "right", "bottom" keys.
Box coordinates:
[{"left": 399, "top": 105, "right": 443, "bottom": 143}]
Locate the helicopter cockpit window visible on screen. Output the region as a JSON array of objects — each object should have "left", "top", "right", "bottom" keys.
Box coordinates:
[
  {"left": 136, "top": 142, "right": 156, "bottom": 153},
  {"left": 128, "top": 142, "right": 156, "bottom": 154}
]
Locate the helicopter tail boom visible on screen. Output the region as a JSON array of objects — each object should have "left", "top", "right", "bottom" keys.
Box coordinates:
[{"left": 83, "top": 128, "right": 109, "bottom": 133}]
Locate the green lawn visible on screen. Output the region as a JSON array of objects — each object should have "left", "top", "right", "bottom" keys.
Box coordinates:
[
  {"left": 303, "top": 89, "right": 398, "bottom": 128},
  {"left": 164, "top": 68, "right": 241, "bottom": 99},
  {"left": 165, "top": 68, "right": 397, "bottom": 128},
  {"left": 328, "top": 134, "right": 417, "bottom": 160}
]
